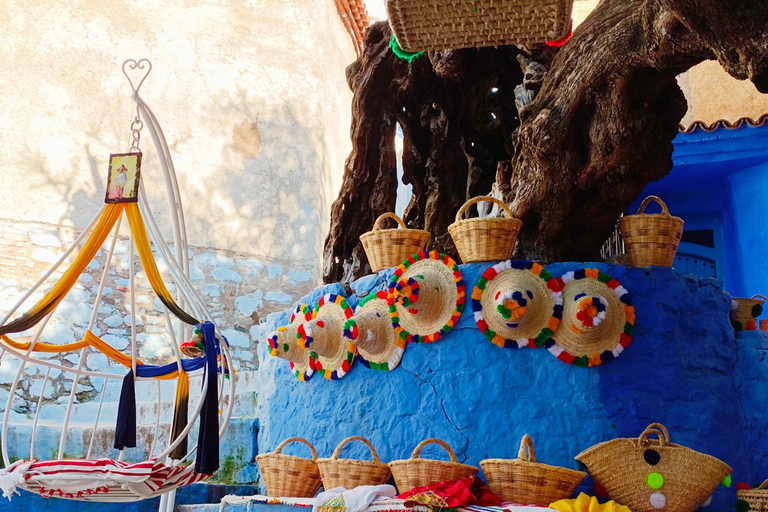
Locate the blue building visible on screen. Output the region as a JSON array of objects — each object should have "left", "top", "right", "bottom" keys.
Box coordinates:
[{"left": 630, "top": 117, "right": 768, "bottom": 299}]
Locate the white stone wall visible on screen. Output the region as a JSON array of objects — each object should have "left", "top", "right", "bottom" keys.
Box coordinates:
[{"left": 0, "top": 0, "right": 354, "bottom": 426}]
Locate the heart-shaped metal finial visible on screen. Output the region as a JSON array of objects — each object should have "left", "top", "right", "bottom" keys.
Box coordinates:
[{"left": 122, "top": 59, "right": 152, "bottom": 93}]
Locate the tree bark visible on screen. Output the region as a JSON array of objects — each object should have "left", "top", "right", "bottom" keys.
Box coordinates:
[{"left": 324, "top": 0, "right": 768, "bottom": 283}]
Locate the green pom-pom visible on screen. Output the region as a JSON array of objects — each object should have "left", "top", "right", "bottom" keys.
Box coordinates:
[
  {"left": 647, "top": 472, "right": 664, "bottom": 490},
  {"left": 735, "top": 499, "right": 750, "bottom": 512},
  {"left": 752, "top": 304, "right": 763, "bottom": 317},
  {"left": 723, "top": 475, "right": 733, "bottom": 488},
  {"left": 390, "top": 35, "right": 424, "bottom": 63}
]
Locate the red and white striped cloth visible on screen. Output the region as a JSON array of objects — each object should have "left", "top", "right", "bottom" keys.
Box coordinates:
[{"left": 1, "top": 458, "right": 210, "bottom": 500}]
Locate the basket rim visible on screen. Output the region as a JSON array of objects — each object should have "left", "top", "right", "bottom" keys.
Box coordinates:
[
  {"left": 575, "top": 437, "right": 733, "bottom": 473},
  {"left": 388, "top": 458, "right": 477, "bottom": 472},
  {"left": 449, "top": 217, "right": 522, "bottom": 230},
  {"left": 255, "top": 452, "right": 318, "bottom": 463},
  {"left": 316, "top": 458, "right": 390, "bottom": 468},
  {"left": 360, "top": 228, "right": 431, "bottom": 240},
  {"left": 480, "top": 457, "right": 586, "bottom": 478}
]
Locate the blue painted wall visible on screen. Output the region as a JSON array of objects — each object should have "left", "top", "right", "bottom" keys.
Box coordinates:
[
  {"left": 634, "top": 124, "right": 768, "bottom": 298},
  {"left": 257, "top": 262, "right": 768, "bottom": 512}
]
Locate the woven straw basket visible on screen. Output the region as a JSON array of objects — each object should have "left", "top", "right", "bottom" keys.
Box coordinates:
[
  {"left": 448, "top": 196, "right": 522, "bottom": 263},
  {"left": 360, "top": 213, "right": 430, "bottom": 273},
  {"left": 317, "top": 436, "right": 392, "bottom": 490},
  {"left": 389, "top": 439, "right": 478, "bottom": 492},
  {"left": 575, "top": 423, "right": 732, "bottom": 512},
  {"left": 731, "top": 294, "right": 766, "bottom": 331},
  {"left": 738, "top": 479, "right": 768, "bottom": 512},
  {"left": 481, "top": 434, "right": 585, "bottom": 505},
  {"left": 619, "top": 196, "right": 684, "bottom": 268},
  {"left": 387, "top": 0, "right": 574, "bottom": 52},
  {"left": 255, "top": 437, "right": 322, "bottom": 497}
]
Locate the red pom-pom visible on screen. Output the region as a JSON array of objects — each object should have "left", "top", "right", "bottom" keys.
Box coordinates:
[
  {"left": 736, "top": 482, "right": 752, "bottom": 491},
  {"left": 746, "top": 319, "right": 758, "bottom": 330}
]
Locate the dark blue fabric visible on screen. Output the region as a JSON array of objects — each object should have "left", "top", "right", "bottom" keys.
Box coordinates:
[
  {"left": 195, "top": 321, "right": 219, "bottom": 474},
  {"left": 114, "top": 371, "right": 137, "bottom": 450},
  {"left": 135, "top": 356, "right": 205, "bottom": 378}
]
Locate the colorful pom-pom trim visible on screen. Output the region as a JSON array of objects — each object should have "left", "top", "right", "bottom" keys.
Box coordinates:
[
  {"left": 472, "top": 260, "right": 563, "bottom": 349},
  {"left": 301, "top": 293, "right": 356, "bottom": 380},
  {"left": 345, "top": 290, "right": 406, "bottom": 371},
  {"left": 390, "top": 35, "right": 424, "bottom": 63},
  {"left": 267, "top": 303, "right": 316, "bottom": 381},
  {"left": 388, "top": 251, "right": 465, "bottom": 344},
  {"left": 543, "top": 268, "right": 635, "bottom": 367}
]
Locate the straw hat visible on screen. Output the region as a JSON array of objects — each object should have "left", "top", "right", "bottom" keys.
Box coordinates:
[
  {"left": 388, "top": 251, "right": 465, "bottom": 343},
  {"left": 267, "top": 303, "right": 315, "bottom": 381},
  {"left": 545, "top": 268, "right": 635, "bottom": 367},
  {"left": 471, "top": 260, "right": 563, "bottom": 349},
  {"left": 344, "top": 290, "right": 405, "bottom": 371},
  {"left": 297, "top": 293, "right": 357, "bottom": 380}
]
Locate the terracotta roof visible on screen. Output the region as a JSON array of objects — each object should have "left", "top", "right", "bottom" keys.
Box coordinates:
[
  {"left": 334, "top": 0, "right": 369, "bottom": 54},
  {"left": 679, "top": 114, "right": 768, "bottom": 133}
]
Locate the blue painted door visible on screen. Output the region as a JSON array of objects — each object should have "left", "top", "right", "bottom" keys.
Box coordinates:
[{"left": 673, "top": 217, "right": 724, "bottom": 281}]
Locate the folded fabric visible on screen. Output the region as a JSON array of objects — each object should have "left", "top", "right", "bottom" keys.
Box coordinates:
[
  {"left": 398, "top": 477, "right": 503, "bottom": 509},
  {"left": 314, "top": 484, "right": 398, "bottom": 512},
  {"left": 549, "top": 493, "right": 632, "bottom": 512},
  {"left": 0, "top": 459, "right": 34, "bottom": 500}
]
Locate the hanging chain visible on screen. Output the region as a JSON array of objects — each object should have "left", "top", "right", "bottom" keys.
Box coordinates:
[{"left": 129, "top": 103, "right": 143, "bottom": 153}]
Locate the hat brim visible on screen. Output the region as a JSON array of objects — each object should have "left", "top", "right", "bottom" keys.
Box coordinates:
[
  {"left": 545, "top": 268, "right": 635, "bottom": 367},
  {"left": 388, "top": 251, "right": 465, "bottom": 344},
  {"left": 310, "top": 293, "right": 357, "bottom": 380},
  {"left": 268, "top": 303, "right": 315, "bottom": 381},
  {"left": 472, "top": 260, "right": 563, "bottom": 348},
  {"left": 346, "top": 291, "right": 405, "bottom": 371}
]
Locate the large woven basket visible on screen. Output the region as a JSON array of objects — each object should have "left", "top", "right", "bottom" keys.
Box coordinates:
[
  {"left": 619, "top": 196, "right": 684, "bottom": 268},
  {"left": 387, "top": 0, "right": 574, "bottom": 52},
  {"left": 738, "top": 479, "right": 768, "bottom": 512},
  {"left": 389, "top": 439, "right": 478, "bottom": 492},
  {"left": 448, "top": 196, "right": 522, "bottom": 263},
  {"left": 317, "top": 436, "right": 392, "bottom": 490},
  {"left": 575, "top": 423, "right": 732, "bottom": 512},
  {"left": 360, "top": 213, "right": 430, "bottom": 273},
  {"left": 255, "top": 437, "right": 322, "bottom": 497},
  {"left": 730, "top": 294, "right": 766, "bottom": 332},
  {"left": 481, "top": 434, "right": 585, "bottom": 505}
]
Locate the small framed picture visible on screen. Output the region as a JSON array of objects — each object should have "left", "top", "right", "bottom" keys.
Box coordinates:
[{"left": 105, "top": 152, "right": 142, "bottom": 203}]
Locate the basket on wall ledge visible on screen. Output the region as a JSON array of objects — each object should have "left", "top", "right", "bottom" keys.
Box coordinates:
[
  {"left": 619, "top": 196, "right": 684, "bottom": 268},
  {"left": 737, "top": 479, "right": 768, "bottom": 512},
  {"left": 317, "top": 436, "right": 392, "bottom": 490},
  {"left": 730, "top": 294, "right": 766, "bottom": 331},
  {"left": 386, "top": 0, "right": 574, "bottom": 52},
  {"left": 448, "top": 196, "right": 522, "bottom": 263},
  {"left": 389, "top": 438, "right": 478, "bottom": 492},
  {"left": 575, "top": 423, "right": 732, "bottom": 512},
  {"left": 360, "top": 212, "right": 430, "bottom": 273},
  {"left": 480, "top": 434, "right": 585, "bottom": 506},
  {"left": 255, "top": 437, "right": 322, "bottom": 498}
]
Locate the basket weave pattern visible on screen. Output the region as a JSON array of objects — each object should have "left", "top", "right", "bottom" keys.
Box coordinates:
[
  {"left": 619, "top": 196, "right": 684, "bottom": 268},
  {"left": 387, "top": 0, "right": 574, "bottom": 52},
  {"left": 730, "top": 295, "right": 766, "bottom": 331},
  {"left": 481, "top": 434, "right": 585, "bottom": 505},
  {"left": 738, "top": 480, "right": 768, "bottom": 512},
  {"left": 360, "top": 213, "right": 430, "bottom": 272},
  {"left": 575, "top": 424, "right": 732, "bottom": 512},
  {"left": 255, "top": 437, "right": 322, "bottom": 497},
  {"left": 448, "top": 196, "right": 522, "bottom": 263},
  {"left": 389, "top": 439, "right": 478, "bottom": 492},
  {"left": 317, "top": 436, "right": 392, "bottom": 490}
]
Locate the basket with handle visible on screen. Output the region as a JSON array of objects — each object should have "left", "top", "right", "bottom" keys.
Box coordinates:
[
  {"left": 575, "top": 423, "right": 732, "bottom": 512},
  {"left": 388, "top": 438, "right": 478, "bottom": 492},
  {"left": 730, "top": 294, "right": 766, "bottom": 332},
  {"left": 317, "top": 436, "right": 392, "bottom": 490},
  {"left": 738, "top": 479, "right": 768, "bottom": 512},
  {"left": 360, "top": 213, "right": 431, "bottom": 272},
  {"left": 480, "top": 434, "right": 585, "bottom": 505},
  {"left": 448, "top": 196, "right": 523, "bottom": 263},
  {"left": 619, "top": 196, "right": 684, "bottom": 268},
  {"left": 255, "top": 437, "right": 322, "bottom": 497},
  {"left": 387, "top": 0, "right": 574, "bottom": 52}
]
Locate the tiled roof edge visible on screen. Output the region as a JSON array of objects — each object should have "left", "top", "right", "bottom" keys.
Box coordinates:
[{"left": 679, "top": 114, "right": 768, "bottom": 133}]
